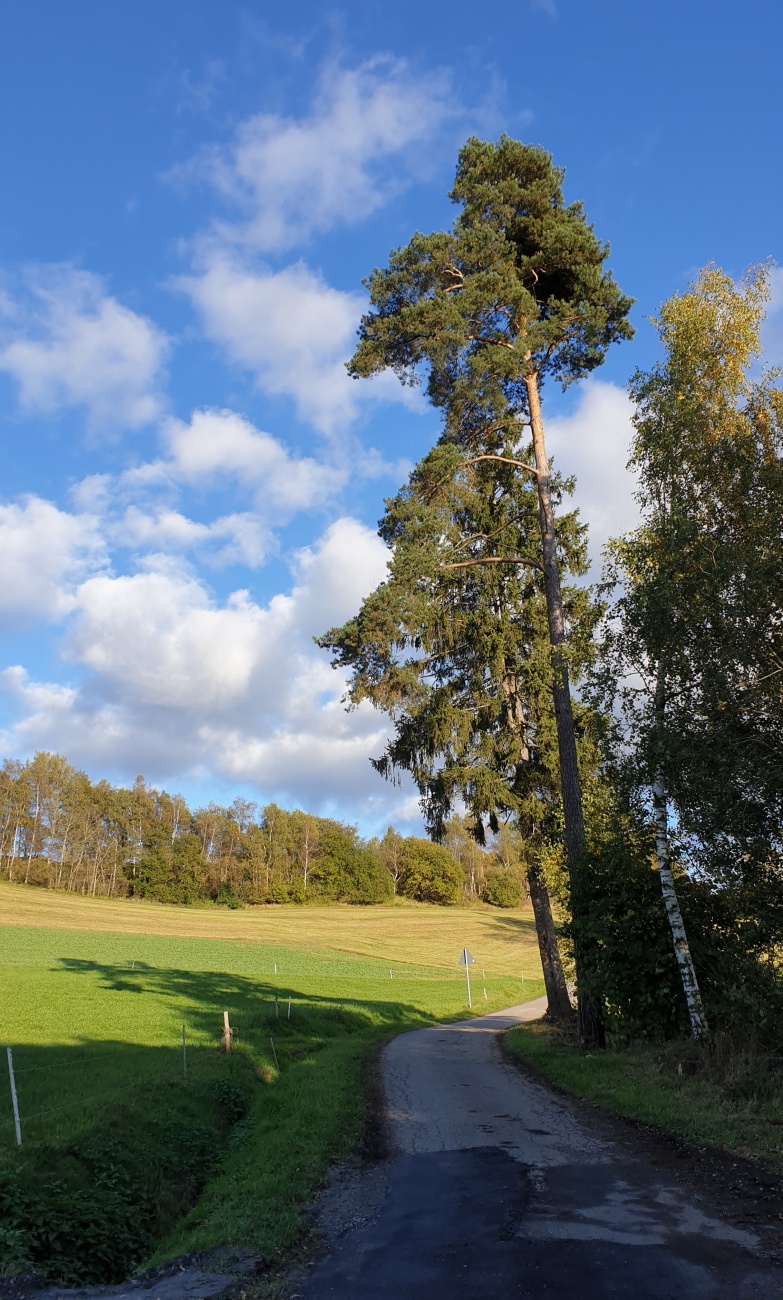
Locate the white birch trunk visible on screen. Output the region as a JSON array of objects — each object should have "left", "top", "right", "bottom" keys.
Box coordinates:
[{"left": 651, "top": 773, "right": 709, "bottom": 1042}]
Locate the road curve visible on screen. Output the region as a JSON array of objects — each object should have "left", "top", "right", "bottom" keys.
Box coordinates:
[{"left": 294, "top": 999, "right": 782, "bottom": 1299}]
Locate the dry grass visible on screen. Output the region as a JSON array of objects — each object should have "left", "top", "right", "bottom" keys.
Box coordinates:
[{"left": 0, "top": 881, "right": 541, "bottom": 977}]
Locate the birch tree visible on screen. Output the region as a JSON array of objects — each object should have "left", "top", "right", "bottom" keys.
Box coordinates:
[{"left": 600, "top": 264, "right": 783, "bottom": 1041}]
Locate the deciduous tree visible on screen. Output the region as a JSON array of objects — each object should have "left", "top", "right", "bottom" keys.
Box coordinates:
[{"left": 599, "top": 264, "right": 783, "bottom": 1040}]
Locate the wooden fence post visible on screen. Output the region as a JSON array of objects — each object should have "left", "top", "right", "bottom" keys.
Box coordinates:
[{"left": 222, "top": 1011, "right": 232, "bottom": 1054}]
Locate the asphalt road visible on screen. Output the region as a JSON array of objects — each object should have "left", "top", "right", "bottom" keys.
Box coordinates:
[{"left": 293, "top": 998, "right": 783, "bottom": 1299}]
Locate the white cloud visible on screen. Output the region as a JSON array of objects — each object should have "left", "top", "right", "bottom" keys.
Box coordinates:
[
  {"left": 545, "top": 380, "right": 639, "bottom": 568},
  {"left": 70, "top": 572, "right": 266, "bottom": 710},
  {"left": 178, "top": 256, "right": 366, "bottom": 434},
  {"left": 65, "top": 407, "right": 345, "bottom": 570},
  {"left": 172, "top": 58, "right": 450, "bottom": 434},
  {"left": 179, "top": 257, "right": 417, "bottom": 435},
  {"left": 177, "top": 58, "right": 456, "bottom": 252},
  {"left": 161, "top": 407, "right": 344, "bottom": 504},
  {"left": 113, "top": 506, "right": 270, "bottom": 569},
  {"left": 0, "top": 496, "right": 105, "bottom": 623},
  {"left": 0, "top": 266, "right": 169, "bottom": 430},
  {"left": 0, "top": 518, "right": 401, "bottom": 818},
  {"left": 64, "top": 516, "right": 388, "bottom": 713}
]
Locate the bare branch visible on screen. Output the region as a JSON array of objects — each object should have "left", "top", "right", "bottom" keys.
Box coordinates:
[
  {"left": 466, "top": 454, "right": 540, "bottom": 478},
  {"left": 442, "top": 556, "right": 543, "bottom": 573}
]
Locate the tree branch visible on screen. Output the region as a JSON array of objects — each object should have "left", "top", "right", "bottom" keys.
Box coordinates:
[
  {"left": 442, "top": 556, "right": 543, "bottom": 573},
  {"left": 466, "top": 454, "right": 540, "bottom": 478}
]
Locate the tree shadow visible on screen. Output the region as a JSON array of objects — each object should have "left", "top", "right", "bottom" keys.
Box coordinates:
[
  {"left": 479, "top": 911, "right": 539, "bottom": 941},
  {"left": 53, "top": 956, "right": 439, "bottom": 1045}
]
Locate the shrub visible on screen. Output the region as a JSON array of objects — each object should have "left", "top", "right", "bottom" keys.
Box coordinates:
[
  {"left": 399, "top": 838, "right": 463, "bottom": 905},
  {"left": 484, "top": 870, "right": 523, "bottom": 908}
]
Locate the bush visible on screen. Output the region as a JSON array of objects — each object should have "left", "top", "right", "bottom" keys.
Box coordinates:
[
  {"left": 399, "top": 838, "right": 463, "bottom": 904},
  {"left": 213, "top": 882, "right": 243, "bottom": 909},
  {"left": 310, "top": 823, "right": 393, "bottom": 903},
  {"left": 484, "top": 870, "right": 523, "bottom": 908}
]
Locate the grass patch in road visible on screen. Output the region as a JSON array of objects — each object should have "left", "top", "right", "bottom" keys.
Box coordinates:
[
  {"left": 506, "top": 1021, "right": 783, "bottom": 1170},
  {"left": 0, "top": 906, "right": 543, "bottom": 1284}
]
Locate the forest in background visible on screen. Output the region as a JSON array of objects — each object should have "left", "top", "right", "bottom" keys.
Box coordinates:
[{"left": 0, "top": 751, "right": 524, "bottom": 909}]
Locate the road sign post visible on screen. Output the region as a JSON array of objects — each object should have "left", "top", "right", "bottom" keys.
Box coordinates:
[{"left": 457, "top": 946, "right": 475, "bottom": 1009}]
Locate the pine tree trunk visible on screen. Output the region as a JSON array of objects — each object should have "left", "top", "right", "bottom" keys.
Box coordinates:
[
  {"left": 526, "top": 371, "right": 604, "bottom": 1048},
  {"left": 527, "top": 861, "right": 572, "bottom": 1022}
]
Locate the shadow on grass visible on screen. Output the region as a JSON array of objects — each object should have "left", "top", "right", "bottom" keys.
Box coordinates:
[
  {"left": 0, "top": 963, "right": 447, "bottom": 1288},
  {"left": 53, "top": 956, "right": 439, "bottom": 1045},
  {"left": 0, "top": 1037, "right": 259, "bottom": 1288},
  {"left": 482, "top": 912, "right": 539, "bottom": 940}
]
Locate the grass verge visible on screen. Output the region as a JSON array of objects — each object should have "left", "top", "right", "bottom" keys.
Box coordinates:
[{"left": 505, "top": 1020, "right": 783, "bottom": 1170}]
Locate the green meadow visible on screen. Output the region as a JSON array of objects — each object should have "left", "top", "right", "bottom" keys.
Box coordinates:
[{"left": 0, "top": 885, "right": 542, "bottom": 1284}]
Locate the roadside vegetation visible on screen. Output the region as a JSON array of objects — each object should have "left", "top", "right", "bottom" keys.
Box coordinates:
[
  {"left": 0, "top": 887, "right": 542, "bottom": 1284},
  {"left": 320, "top": 143, "right": 782, "bottom": 1080}
]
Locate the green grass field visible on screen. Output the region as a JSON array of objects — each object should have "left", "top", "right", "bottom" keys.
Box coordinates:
[{"left": 0, "top": 883, "right": 543, "bottom": 1284}]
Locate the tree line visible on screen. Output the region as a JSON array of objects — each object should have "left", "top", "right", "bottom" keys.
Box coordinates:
[
  {"left": 0, "top": 751, "right": 527, "bottom": 908},
  {"left": 319, "top": 136, "right": 783, "bottom": 1049}
]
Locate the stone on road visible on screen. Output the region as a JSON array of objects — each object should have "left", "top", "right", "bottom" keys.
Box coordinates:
[{"left": 294, "top": 999, "right": 782, "bottom": 1298}]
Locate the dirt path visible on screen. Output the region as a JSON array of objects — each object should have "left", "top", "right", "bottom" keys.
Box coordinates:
[{"left": 293, "top": 999, "right": 783, "bottom": 1298}]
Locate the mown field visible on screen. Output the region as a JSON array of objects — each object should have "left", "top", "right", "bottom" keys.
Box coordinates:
[{"left": 0, "top": 883, "right": 543, "bottom": 1285}]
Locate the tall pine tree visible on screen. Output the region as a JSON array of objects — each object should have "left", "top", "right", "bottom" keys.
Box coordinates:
[
  {"left": 346, "top": 137, "right": 633, "bottom": 1043},
  {"left": 319, "top": 441, "right": 600, "bottom": 1021}
]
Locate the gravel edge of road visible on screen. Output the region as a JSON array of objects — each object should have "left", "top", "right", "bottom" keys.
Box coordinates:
[{"left": 499, "top": 1026, "right": 783, "bottom": 1261}]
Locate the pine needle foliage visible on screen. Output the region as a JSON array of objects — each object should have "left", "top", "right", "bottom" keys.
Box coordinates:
[{"left": 319, "top": 443, "right": 597, "bottom": 841}]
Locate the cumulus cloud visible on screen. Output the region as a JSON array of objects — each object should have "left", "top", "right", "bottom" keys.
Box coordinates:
[
  {"left": 113, "top": 506, "right": 270, "bottom": 569},
  {"left": 0, "top": 496, "right": 106, "bottom": 623},
  {"left": 70, "top": 571, "right": 265, "bottom": 710},
  {"left": 178, "top": 257, "right": 366, "bottom": 433},
  {"left": 67, "top": 407, "right": 345, "bottom": 569},
  {"left": 0, "top": 518, "right": 403, "bottom": 818},
  {"left": 176, "top": 58, "right": 456, "bottom": 252},
  {"left": 160, "top": 407, "right": 344, "bottom": 503},
  {"left": 0, "top": 266, "right": 169, "bottom": 430},
  {"left": 545, "top": 380, "right": 639, "bottom": 568},
  {"left": 178, "top": 257, "right": 418, "bottom": 435},
  {"left": 172, "top": 58, "right": 450, "bottom": 433}
]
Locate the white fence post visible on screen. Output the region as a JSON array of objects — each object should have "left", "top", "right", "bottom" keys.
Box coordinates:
[{"left": 6, "top": 1048, "right": 21, "bottom": 1146}]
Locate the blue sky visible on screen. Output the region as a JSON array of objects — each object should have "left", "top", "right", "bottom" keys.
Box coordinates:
[{"left": 1, "top": 1, "right": 781, "bottom": 832}]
